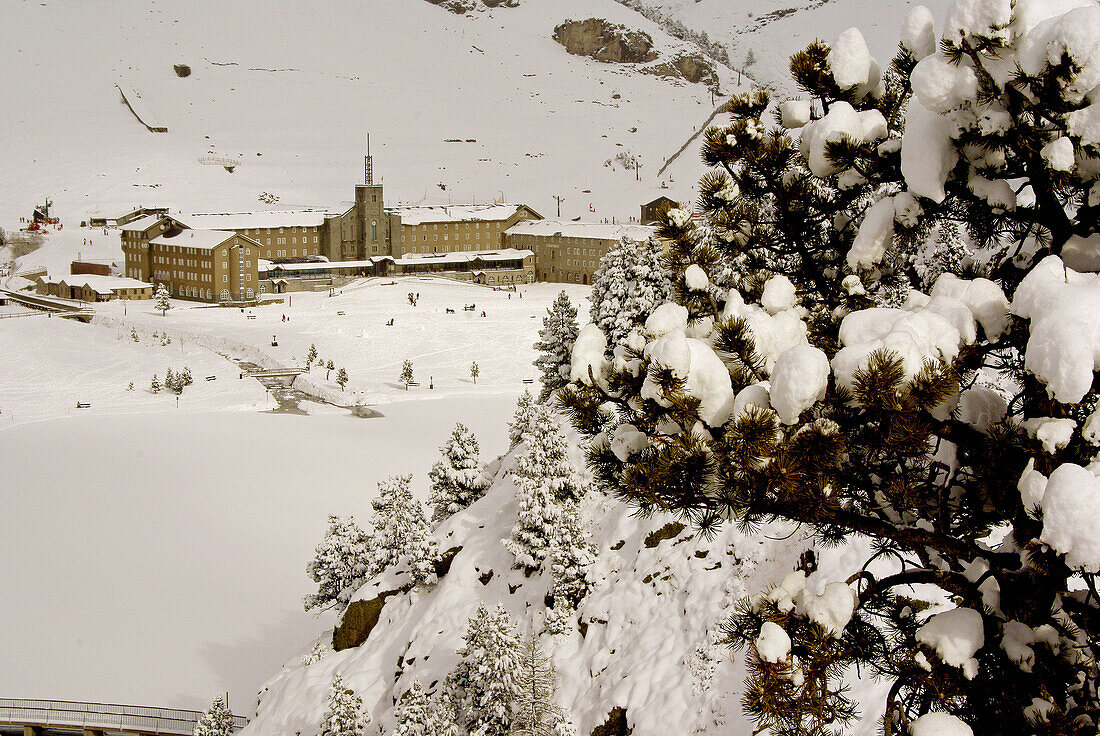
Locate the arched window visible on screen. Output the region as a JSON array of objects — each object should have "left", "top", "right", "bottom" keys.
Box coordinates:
[
  {"left": 246, "top": 288, "right": 254, "bottom": 299},
  {"left": 220, "top": 289, "right": 231, "bottom": 301},
  {"left": 371, "top": 220, "right": 377, "bottom": 241}
]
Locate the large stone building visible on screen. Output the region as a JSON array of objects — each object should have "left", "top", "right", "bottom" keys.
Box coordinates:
[
  {"left": 503, "top": 219, "right": 656, "bottom": 285},
  {"left": 120, "top": 183, "right": 543, "bottom": 301}
]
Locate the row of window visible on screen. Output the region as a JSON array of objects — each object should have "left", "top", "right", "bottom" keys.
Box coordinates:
[
  {"left": 404, "top": 231, "right": 493, "bottom": 243},
  {"left": 266, "top": 236, "right": 319, "bottom": 245}
]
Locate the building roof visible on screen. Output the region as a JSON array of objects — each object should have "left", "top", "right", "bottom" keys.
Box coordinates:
[
  {"left": 387, "top": 203, "right": 537, "bottom": 226},
  {"left": 55, "top": 274, "right": 153, "bottom": 292},
  {"left": 122, "top": 214, "right": 170, "bottom": 233},
  {"left": 150, "top": 229, "right": 238, "bottom": 250},
  {"left": 395, "top": 248, "right": 533, "bottom": 266},
  {"left": 504, "top": 219, "right": 656, "bottom": 242},
  {"left": 179, "top": 209, "right": 331, "bottom": 230}
]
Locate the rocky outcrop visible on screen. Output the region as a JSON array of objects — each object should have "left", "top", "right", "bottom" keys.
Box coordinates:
[
  {"left": 425, "top": 0, "right": 518, "bottom": 13},
  {"left": 332, "top": 591, "right": 401, "bottom": 651},
  {"left": 553, "top": 19, "right": 657, "bottom": 64},
  {"left": 590, "top": 708, "right": 632, "bottom": 736},
  {"left": 640, "top": 52, "right": 718, "bottom": 88}
]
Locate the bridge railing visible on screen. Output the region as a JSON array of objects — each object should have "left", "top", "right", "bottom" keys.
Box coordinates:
[{"left": 0, "top": 699, "right": 247, "bottom": 734}]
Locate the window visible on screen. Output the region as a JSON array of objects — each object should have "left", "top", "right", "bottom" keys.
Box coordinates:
[
  {"left": 371, "top": 221, "right": 376, "bottom": 241},
  {"left": 292, "top": 237, "right": 297, "bottom": 244},
  {"left": 267, "top": 238, "right": 272, "bottom": 245},
  {"left": 222, "top": 262, "right": 228, "bottom": 269},
  {"left": 223, "top": 275, "right": 228, "bottom": 283},
  {"left": 246, "top": 274, "right": 251, "bottom": 281},
  {"left": 246, "top": 248, "right": 250, "bottom": 255},
  {"left": 222, "top": 249, "right": 227, "bottom": 256}
]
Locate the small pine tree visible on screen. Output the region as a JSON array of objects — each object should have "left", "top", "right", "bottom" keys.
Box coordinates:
[
  {"left": 389, "top": 679, "right": 434, "bottom": 736},
  {"left": 547, "top": 501, "right": 594, "bottom": 611},
  {"left": 151, "top": 374, "right": 161, "bottom": 393},
  {"left": 400, "top": 360, "right": 414, "bottom": 390},
  {"left": 130, "top": 328, "right": 139, "bottom": 342},
  {"left": 510, "top": 634, "right": 573, "bottom": 736},
  {"left": 181, "top": 367, "right": 193, "bottom": 386},
  {"left": 507, "top": 390, "right": 536, "bottom": 448},
  {"left": 589, "top": 236, "right": 671, "bottom": 349},
  {"left": 371, "top": 475, "right": 439, "bottom": 585},
  {"left": 306, "top": 344, "right": 318, "bottom": 367},
  {"left": 302, "top": 638, "right": 330, "bottom": 665},
  {"left": 192, "top": 696, "right": 234, "bottom": 736},
  {"left": 471, "top": 361, "right": 480, "bottom": 385},
  {"left": 319, "top": 675, "right": 368, "bottom": 736},
  {"left": 326, "top": 359, "right": 335, "bottom": 379},
  {"left": 165, "top": 368, "right": 178, "bottom": 394},
  {"left": 534, "top": 291, "right": 579, "bottom": 402},
  {"left": 428, "top": 422, "right": 486, "bottom": 523},
  {"left": 127, "top": 381, "right": 134, "bottom": 391},
  {"left": 154, "top": 283, "right": 171, "bottom": 315},
  {"left": 336, "top": 367, "right": 349, "bottom": 391},
  {"left": 304, "top": 514, "right": 374, "bottom": 611},
  {"left": 443, "top": 604, "right": 521, "bottom": 736}
]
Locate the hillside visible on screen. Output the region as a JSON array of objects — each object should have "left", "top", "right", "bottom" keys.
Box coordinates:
[{"left": 0, "top": 0, "right": 742, "bottom": 237}]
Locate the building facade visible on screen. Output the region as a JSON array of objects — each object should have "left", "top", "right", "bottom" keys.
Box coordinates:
[
  {"left": 37, "top": 274, "right": 153, "bottom": 301},
  {"left": 503, "top": 220, "right": 655, "bottom": 285}
]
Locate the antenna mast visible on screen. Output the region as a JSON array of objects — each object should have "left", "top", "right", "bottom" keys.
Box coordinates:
[{"left": 364, "top": 133, "right": 373, "bottom": 186}]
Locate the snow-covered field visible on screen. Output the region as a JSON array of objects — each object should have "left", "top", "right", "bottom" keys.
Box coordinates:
[{"left": 0, "top": 277, "right": 587, "bottom": 710}]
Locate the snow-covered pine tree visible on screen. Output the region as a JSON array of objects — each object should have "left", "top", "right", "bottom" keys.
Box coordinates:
[
  {"left": 371, "top": 475, "right": 439, "bottom": 585},
  {"left": 319, "top": 675, "right": 368, "bottom": 736},
  {"left": 326, "top": 359, "right": 335, "bottom": 380},
  {"left": 400, "top": 360, "right": 414, "bottom": 389},
  {"left": 306, "top": 343, "right": 318, "bottom": 367},
  {"left": 154, "top": 283, "right": 171, "bottom": 315},
  {"left": 131, "top": 327, "right": 139, "bottom": 342},
  {"left": 470, "top": 361, "right": 479, "bottom": 385},
  {"left": 508, "top": 390, "right": 536, "bottom": 448},
  {"left": 560, "top": 3, "right": 1100, "bottom": 734},
  {"left": 336, "top": 368, "right": 348, "bottom": 391},
  {"left": 388, "top": 679, "right": 433, "bottom": 736},
  {"left": 503, "top": 405, "right": 585, "bottom": 570},
  {"left": 164, "top": 368, "right": 176, "bottom": 393},
  {"left": 181, "top": 367, "right": 193, "bottom": 386},
  {"left": 547, "top": 501, "right": 594, "bottom": 611},
  {"left": 589, "top": 236, "right": 671, "bottom": 350},
  {"left": 302, "top": 637, "right": 330, "bottom": 666},
  {"left": 510, "top": 633, "right": 574, "bottom": 736},
  {"left": 443, "top": 603, "right": 521, "bottom": 736},
  {"left": 534, "top": 290, "right": 579, "bottom": 402},
  {"left": 304, "top": 514, "right": 374, "bottom": 611},
  {"left": 428, "top": 422, "right": 486, "bottom": 524},
  {"left": 150, "top": 374, "right": 160, "bottom": 393},
  {"left": 192, "top": 696, "right": 234, "bottom": 736}
]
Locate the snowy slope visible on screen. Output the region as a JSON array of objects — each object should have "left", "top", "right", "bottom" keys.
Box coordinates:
[
  {"left": 619, "top": 0, "right": 954, "bottom": 95},
  {"left": 0, "top": 0, "right": 740, "bottom": 236},
  {"left": 243, "top": 424, "right": 887, "bottom": 736}
]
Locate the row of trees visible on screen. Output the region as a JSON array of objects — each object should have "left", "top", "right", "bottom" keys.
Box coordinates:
[{"left": 150, "top": 366, "right": 192, "bottom": 394}]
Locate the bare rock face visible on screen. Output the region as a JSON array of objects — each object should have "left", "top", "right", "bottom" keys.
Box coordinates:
[
  {"left": 553, "top": 18, "right": 657, "bottom": 64},
  {"left": 426, "top": 0, "right": 518, "bottom": 13},
  {"left": 640, "top": 52, "right": 718, "bottom": 88}
]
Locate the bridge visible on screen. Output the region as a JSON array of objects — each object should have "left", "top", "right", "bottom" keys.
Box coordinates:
[
  {"left": 0, "top": 699, "right": 247, "bottom": 736},
  {"left": 0, "top": 290, "right": 95, "bottom": 321}
]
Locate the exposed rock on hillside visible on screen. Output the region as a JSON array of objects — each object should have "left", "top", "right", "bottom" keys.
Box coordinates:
[
  {"left": 640, "top": 52, "right": 717, "bottom": 87},
  {"left": 553, "top": 18, "right": 658, "bottom": 64},
  {"left": 426, "top": 0, "right": 519, "bottom": 13}
]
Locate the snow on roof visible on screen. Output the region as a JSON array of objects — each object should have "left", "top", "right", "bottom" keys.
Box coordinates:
[
  {"left": 179, "top": 210, "right": 331, "bottom": 230},
  {"left": 504, "top": 219, "right": 655, "bottom": 242},
  {"left": 56, "top": 274, "right": 152, "bottom": 292},
  {"left": 387, "top": 203, "right": 532, "bottom": 225},
  {"left": 122, "top": 214, "right": 170, "bottom": 232},
  {"left": 394, "top": 248, "right": 533, "bottom": 266},
  {"left": 150, "top": 229, "right": 238, "bottom": 250}
]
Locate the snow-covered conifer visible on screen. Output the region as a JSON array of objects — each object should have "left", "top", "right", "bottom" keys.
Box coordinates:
[
  {"left": 304, "top": 514, "right": 374, "bottom": 611},
  {"left": 192, "top": 696, "right": 234, "bottom": 736},
  {"left": 428, "top": 422, "right": 486, "bottom": 524},
  {"left": 443, "top": 603, "right": 520, "bottom": 736},
  {"left": 589, "top": 237, "right": 671, "bottom": 349},
  {"left": 319, "top": 675, "right": 368, "bottom": 736},
  {"left": 154, "top": 283, "right": 171, "bottom": 315},
  {"left": 399, "top": 360, "right": 414, "bottom": 389},
  {"left": 534, "top": 290, "right": 579, "bottom": 401},
  {"left": 371, "top": 475, "right": 438, "bottom": 585},
  {"left": 560, "top": 3, "right": 1100, "bottom": 732},
  {"left": 181, "top": 367, "right": 193, "bottom": 386},
  {"left": 150, "top": 374, "right": 160, "bottom": 394},
  {"left": 130, "top": 327, "right": 139, "bottom": 342},
  {"left": 502, "top": 474, "right": 561, "bottom": 571},
  {"left": 388, "top": 680, "right": 434, "bottom": 736},
  {"left": 547, "top": 501, "right": 594, "bottom": 610},
  {"left": 508, "top": 390, "right": 536, "bottom": 447},
  {"left": 336, "top": 367, "right": 348, "bottom": 391},
  {"left": 470, "top": 361, "right": 479, "bottom": 385},
  {"left": 510, "top": 634, "right": 573, "bottom": 736},
  {"left": 306, "top": 343, "right": 318, "bottom": 367},
  {"left": 302, "top": 637, "right": 330, "bottom": 665},
  {"left": 165, "top": 368, "right": 176, "bottom": 393},
  {"left": 326, "top": 359, "right": 335, "bottom": 379}
]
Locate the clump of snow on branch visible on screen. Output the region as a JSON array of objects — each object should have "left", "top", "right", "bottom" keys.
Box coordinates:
[{"left": 915, "top": 607, "right": 984, "bottom": 679}]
